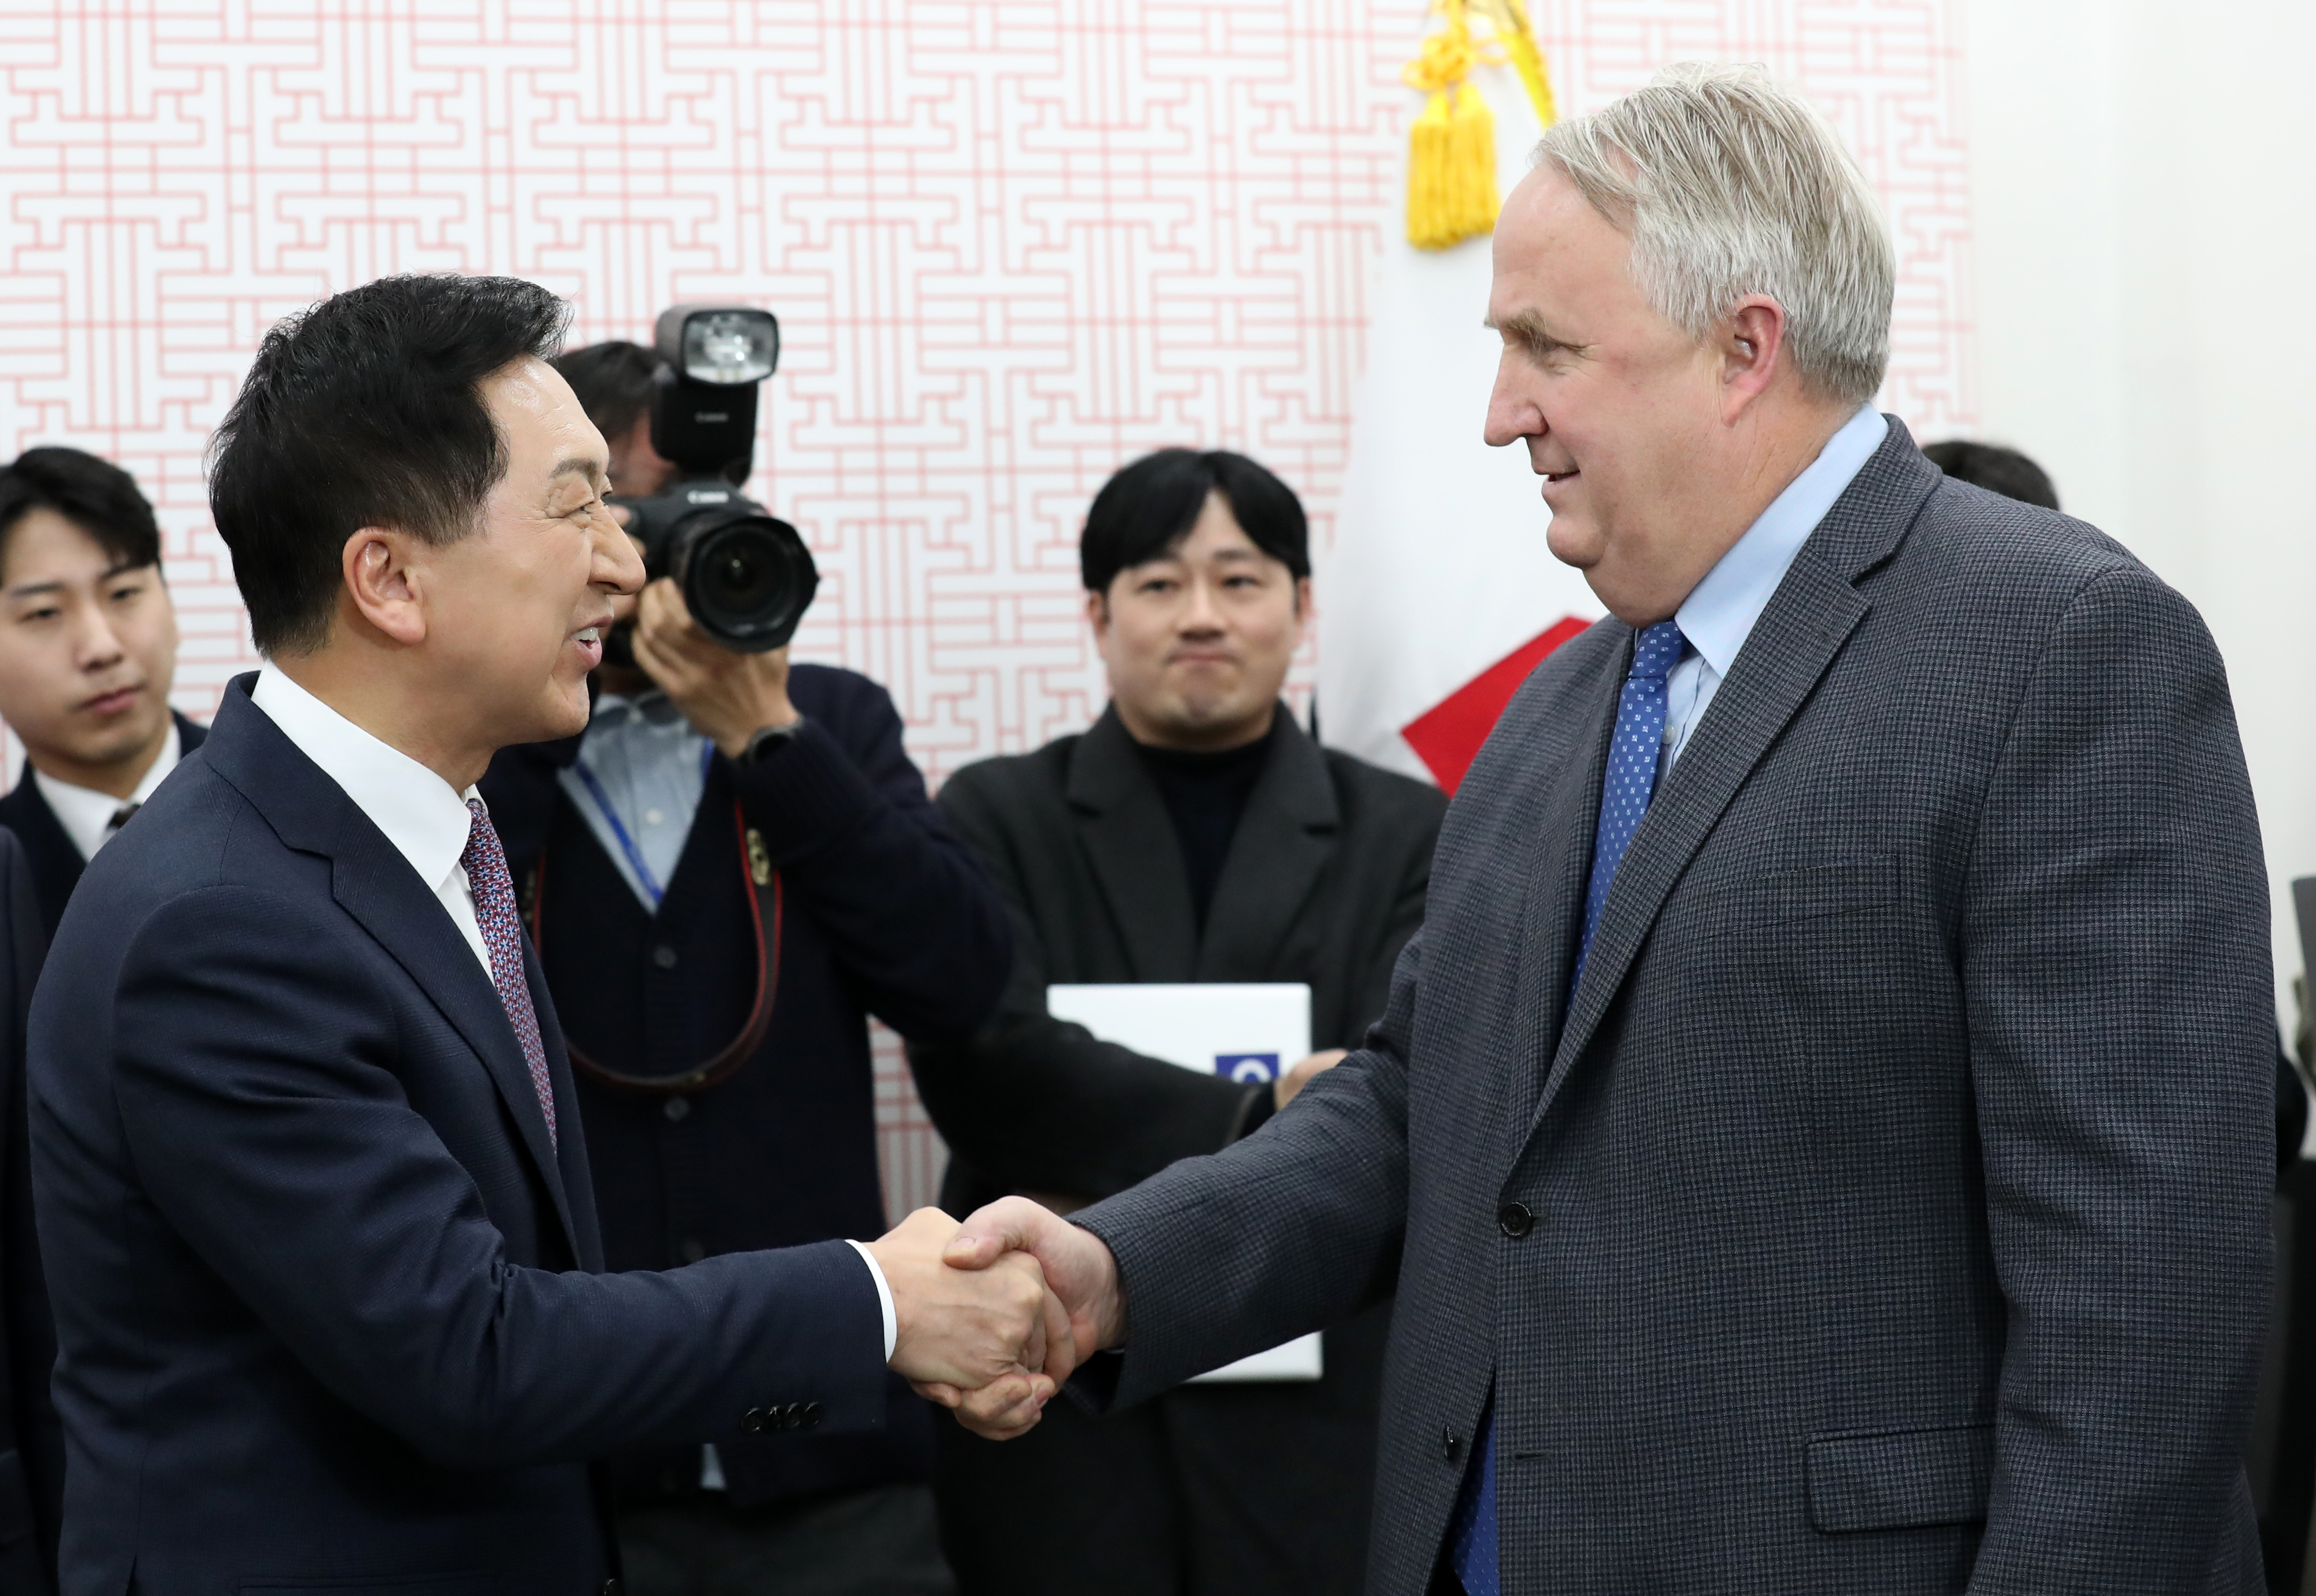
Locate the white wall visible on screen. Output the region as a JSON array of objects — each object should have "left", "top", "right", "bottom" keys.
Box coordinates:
[{"left": 1963, "top": 0, "right": 2316, "bottom": 1023}]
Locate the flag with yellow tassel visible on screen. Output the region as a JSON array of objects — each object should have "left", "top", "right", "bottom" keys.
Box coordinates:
[{"left": 1402, "top": 0, "right": 1558, "bottom": 251}]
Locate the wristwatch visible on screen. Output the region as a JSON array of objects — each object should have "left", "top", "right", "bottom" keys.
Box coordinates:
[{"left": 742, "top": 717, "right": 805, "bottom": 764}]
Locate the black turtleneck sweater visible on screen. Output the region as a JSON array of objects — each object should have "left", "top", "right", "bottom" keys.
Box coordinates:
[{"left": 1131, "top": 716, "right": 1279, "bottom": 934}]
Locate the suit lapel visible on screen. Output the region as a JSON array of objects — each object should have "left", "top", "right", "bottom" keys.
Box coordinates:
[
  {"left": 1500, "top": 659, "right": 1620, "bottom": 1149},
  {"left": 1068, "top": 709, "right": 1197, "bottom": 981},
  {"left": 1521, "top": 421, "right": 1940, "bottom": 1139},
  {"left": 0, "top": 778, "right": 85, "bottom": 939},
  {"left": 1194, "top": 715, "right": 1337, "bottom": 981},
  {"left": 326, "top": 831, "right": 581, "bottom": 1252},
  {"left": 523, "top": 936, "right": 601, "bottom": 1271},
  {"left": 1529, "top": 559, "right": 1868, "bottom": 1138},
  {"left": 204, "top": 681, "right": 582, "bottom": 1256}
]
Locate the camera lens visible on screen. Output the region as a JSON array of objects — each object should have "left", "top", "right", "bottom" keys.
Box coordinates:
[{"left": 668, "top": 507, "right": 818, "bottom": 653}]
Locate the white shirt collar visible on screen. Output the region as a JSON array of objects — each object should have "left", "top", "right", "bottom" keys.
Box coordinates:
[
  {"left": 32, "top": 717, "right": 184, "bottom": 862},
  {"left": 248, "top": 666, "right": 481, "bottom": 897},
  {"left": 1675, "top": 404, "right": 1889, "bottom": 680}
]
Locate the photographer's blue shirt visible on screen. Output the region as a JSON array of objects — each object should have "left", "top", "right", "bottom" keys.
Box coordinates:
[{"left": 560, "top": 690, "right": 710, "bottom": 908}]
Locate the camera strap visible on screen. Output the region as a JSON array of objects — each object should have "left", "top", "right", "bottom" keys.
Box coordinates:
[{"left": 527, "top": 798, "right": 783, "bottom": 1095}]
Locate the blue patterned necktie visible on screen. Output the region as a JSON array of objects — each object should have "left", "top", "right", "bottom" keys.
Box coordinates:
[{"left": 1448, "top": 618, "right": 1687, "bottom": 1595}]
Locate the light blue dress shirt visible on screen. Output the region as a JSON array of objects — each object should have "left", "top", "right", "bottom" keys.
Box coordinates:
[
  {"left": 559, "top": 691, "right": 712, "bottom": 909},
  {"left": 1661, "top": 404, "right": 1889, "bottom": 771}
]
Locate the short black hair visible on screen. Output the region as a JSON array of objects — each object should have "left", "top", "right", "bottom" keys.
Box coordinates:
[
  {"left": 208, "top": 274, "right": 571, "bottom": 654},
  {"left": 1080, "top": 449, "right": 1309, "bottom": 595},
  {"left": 0, "top": 446, "right": 163, "bottom": 577},
  {"left": 1921, "top": 440, "right": 2059, "bottom": 511},
  {"left": 552, "top": 340, "right": 659, "bottom": 443}
]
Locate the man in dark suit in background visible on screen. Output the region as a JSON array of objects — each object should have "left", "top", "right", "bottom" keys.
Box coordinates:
[
  {"left": 0, "top": 448, "right": 206, "bottom": 940},
  {"left": 29, "top": 274, "right": 1060, "bottom": 1596},
  {"left": 938, "top": 65, "right": 2274, "bottom": 1593},
  {"left": 0, "top": 832, "right": 57, "bottom": 1591},
  {"left": 481, "top": 340, "right": 1013, "bottom": 1594},
  {"left": 910, "top": 449, "right": 1447, "bottom": 1594}
]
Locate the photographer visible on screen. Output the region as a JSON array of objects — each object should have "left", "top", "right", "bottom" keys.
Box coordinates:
[{"left": 480, "top": 335, "right": 1010, "bottom": 1594}]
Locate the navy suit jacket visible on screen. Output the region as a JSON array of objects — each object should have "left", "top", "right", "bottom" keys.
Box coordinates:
[
  {"left": 482, "top": 662, "right": 1010, "bottom": 1509},
  {"left": 1075, "top": 423, "right": 2273, "bottom": 1593},
  {"left": 0, "top": 712, "right": 207, "bottom": 943},
  {"left": 0, "top": 831, "right": 57, "bottom": 1593},
  {"left": 30, "top": 676, "right": 889, "bottom": 1596}
]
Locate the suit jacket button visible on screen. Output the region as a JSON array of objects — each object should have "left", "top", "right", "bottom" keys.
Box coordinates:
[
  {"left": 1498, "top": 1201, "right": 1534, "bottom": 1238},
  {"left": 741, "top": 1406, "right": 771, "bottom": 1433},
  {"left": 1442, "top": 1426, "right": 1461, "bottom": 1460},
  {"left": 652, "top": 944, "right": 679, "bottom": 970},
  {"left": 782, "top": 1402, "right": 807, "bottom": 1431},
  {"left": 801, "top": 1401, "right": 824, "bottom": 1429}
]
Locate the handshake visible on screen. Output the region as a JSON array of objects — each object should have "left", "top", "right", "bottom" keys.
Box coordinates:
[{"left": 863, "top": 1197, "right": 1129, "bottom": 1440}]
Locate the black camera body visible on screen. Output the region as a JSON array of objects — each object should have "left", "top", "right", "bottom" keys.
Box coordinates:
[{"left": 609, "top": 306, "right": 818, "bottom": 654}]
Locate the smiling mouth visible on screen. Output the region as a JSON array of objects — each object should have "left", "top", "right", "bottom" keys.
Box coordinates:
[
  {"left": 1544, "top": 469, "right": 1580, "bottom": 483},
  {"left": 574, "top": 626, "right": 601, "bottom": 643}
]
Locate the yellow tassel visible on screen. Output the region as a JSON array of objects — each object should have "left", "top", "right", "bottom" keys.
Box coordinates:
[
  {"left": 1403, "top": 1, "right": 1501, "bottom": 251},
  {"left": 1476, "top": 0, "right": 1558, "bottom": 130}
]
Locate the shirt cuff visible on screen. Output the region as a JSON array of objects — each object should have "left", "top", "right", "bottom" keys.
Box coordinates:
[{"left": 845, "top": 1238, "right": 898, "bottom": 1362}]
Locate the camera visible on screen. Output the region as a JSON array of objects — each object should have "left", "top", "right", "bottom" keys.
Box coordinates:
[{"left": 609, "top": 306, "right": 819, "bottom": 654}]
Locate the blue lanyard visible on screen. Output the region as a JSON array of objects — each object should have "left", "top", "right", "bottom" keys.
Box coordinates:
[{"left": 571, "top": 741, "right": 713, "bottom": 907}]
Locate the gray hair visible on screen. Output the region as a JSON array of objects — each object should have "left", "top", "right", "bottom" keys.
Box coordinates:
[{"left": 1535, "top": 63, "right": 1893, "bottom": 408}]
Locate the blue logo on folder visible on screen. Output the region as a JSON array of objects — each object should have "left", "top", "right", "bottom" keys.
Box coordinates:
[{"left": 1215, "top": 1052, "right": 1281, "bottom": 1084}]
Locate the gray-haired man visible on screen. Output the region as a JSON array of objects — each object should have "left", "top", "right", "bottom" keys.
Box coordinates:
[{"left": 933, "top": 63, "right": 2274, "bottom": 1594}]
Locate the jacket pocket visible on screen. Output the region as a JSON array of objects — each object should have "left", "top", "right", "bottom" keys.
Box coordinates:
[
  {"left": 1805, "top": 1421, "right": 1995, "bottom": 1532},
  {"left": 1741, "top": 854, "right": 1899, "bottom": 927}
]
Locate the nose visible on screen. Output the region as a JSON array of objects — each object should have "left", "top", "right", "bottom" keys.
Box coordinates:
[
  {"left": 595, "top": 511, "right": 646, "bottom": 596},
  {"left": 1483, "top": 346, "right": 1541, "bottom": 449},
  {"left": 72, "top": 604, "right": 128, "bottom": 672},
  {"left": 1179, "top": 575, "right": 1225, "bottom": 634}
]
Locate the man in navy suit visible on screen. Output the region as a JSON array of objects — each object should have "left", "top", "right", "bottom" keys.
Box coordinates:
[
  {"left": 0, "top": 447, "right": 207, "bottom": 941},
  {"left": 28, "top": 274, "right": 1064, "bottom": 1596}
]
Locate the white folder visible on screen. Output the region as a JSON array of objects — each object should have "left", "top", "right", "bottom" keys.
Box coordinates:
[{"left": 1046, "top": 982, "right": 1324, "bottom": 1382}]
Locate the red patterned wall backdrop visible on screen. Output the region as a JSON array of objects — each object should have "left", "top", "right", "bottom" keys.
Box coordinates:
[{"left": 0, "top": 0, "right": 1970, "bottom": 1218}]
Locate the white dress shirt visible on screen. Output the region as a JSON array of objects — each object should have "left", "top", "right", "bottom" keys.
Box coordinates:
[
  {"left": 34, "top": 717, "right": 184, "bottom": 861},
  {"left": 1662, "top": 403, "right": 1889, "bottom": 771},
  {"left": 248, "top": 667, "right": 901, "bottom": 1383},
  {"left": 248, "top": 667, "right": 493, "bottom": 975}
]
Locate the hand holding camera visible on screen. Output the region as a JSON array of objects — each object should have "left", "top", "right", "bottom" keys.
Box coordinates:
[{"left": 624, "top": 578, "right": 798, "bottom": 758}]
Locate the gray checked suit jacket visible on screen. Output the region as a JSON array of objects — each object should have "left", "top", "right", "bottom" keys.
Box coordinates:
[{"left": 1072, "top": 420, "right": 2274, "bottom": 1594}]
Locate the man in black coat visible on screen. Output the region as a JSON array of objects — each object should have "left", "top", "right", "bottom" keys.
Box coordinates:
[
  {"left": 0, "top": 832, "right": 56, "bottom": 1591},
  {"left": 478, "top": 340, "right": 1013, "bottom": 1594},
  {"left": 0, "top": 447, "right": 205, "bottom": 941},
  {"left": 908, "top": 449, "right": 1448, "bottom": 1595}
]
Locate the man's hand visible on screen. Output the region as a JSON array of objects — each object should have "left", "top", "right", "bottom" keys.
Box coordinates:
[
  {"left": 627, "top": 577, "right": 800, "bottom": 757},
  {"left": 867, "top": 1208, "right": 1062, "bottom": 1436},
  {"left": 1274, "top": 1048, "right": 1347, "bottom": 1110},
  {"left": 914, "top": 1197, "right": 1127, "bottom": 1440}
]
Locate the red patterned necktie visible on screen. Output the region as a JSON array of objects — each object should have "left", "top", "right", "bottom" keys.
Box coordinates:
[{"left": 460, "top": 798, "right": 558, "bottom": 1150}]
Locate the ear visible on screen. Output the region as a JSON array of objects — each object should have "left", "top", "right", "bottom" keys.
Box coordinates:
[
  {"left": 339, "top": 526, "right": 429, "bottom": 647},
  {"left": 1719, "top": 295, "right": 1790, "bottom": 421},
  {"left": 1084, "top": 586, "right": 1111, "bottom": 641},
  {"left": 1291, "top": 574, "right": 1313, "bottom": 623}
]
